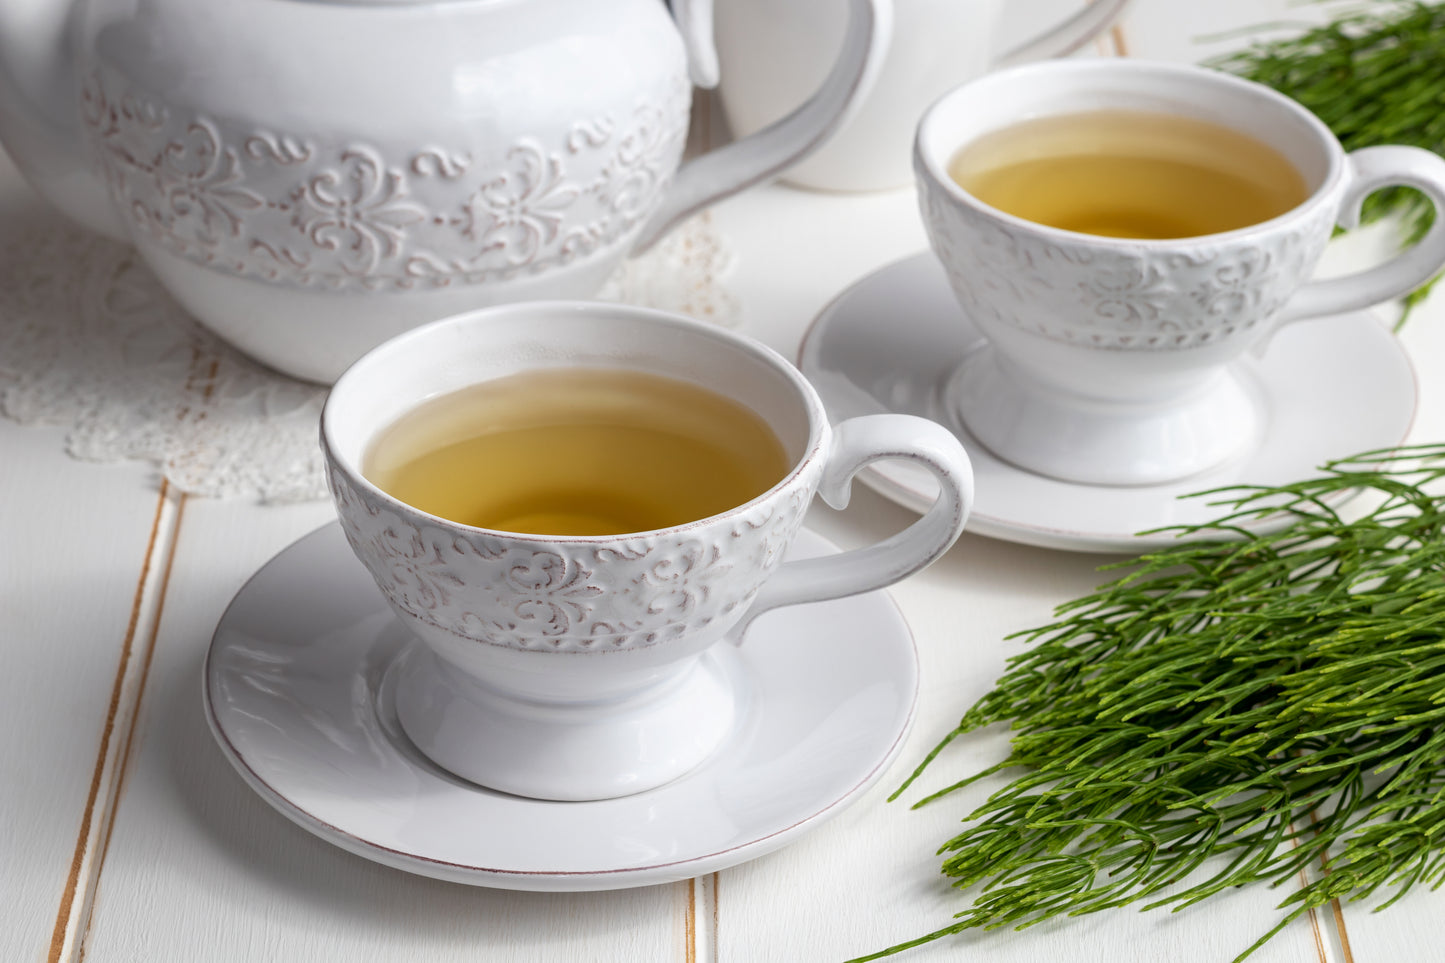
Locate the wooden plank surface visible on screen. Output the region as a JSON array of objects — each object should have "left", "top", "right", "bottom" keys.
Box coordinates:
[
  {"left": 1125, "top": 0, "right": 1445, "bottom": 954},
  {"left": 4, "top": 0, "right": 1444, "bottom": 960},
  {"left": 0, "top": 154, "right": 180, "bottom": 963},
  {"left": 710, "top": 0, "right": 1443, "bottom": 960},
  {"left": 0, "top": 424, "right": 167, "bottom": 963},
  {"left": 1333, "top": 205, "right": 1445, "bottom": 963},
  {"left": 710, "top": 511, "right": 1333, "bottom": 963},
  {"left": 78, "top": 497, "right": 686, "bottom": 963}
]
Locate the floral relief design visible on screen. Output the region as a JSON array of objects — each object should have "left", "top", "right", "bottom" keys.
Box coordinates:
[
  {"left": 81, "top": 81, "right": 267, "bottom": 253},
  {"left": 595, "top": 104, "right": 676, "bottom": 222},
  {"left": 79, "top": 72, "right": 691, "bottom": 293},
  {"left": 624, "top": 540, "right": 733, "bottom": 643},
  {"left": 244, "top": 133, "right": 313, "bottom": 165},
  {"left": 1083, "top": 261, "right": 1172, "bottom": 328},
  {"left": 327, "top": 465, "right": 814, "bottom": 653},
  {"left": 157, "top": 122, "right": 264, "bottom": 244},
  {"left": 919, "top": 178, "right": 1337, "bottom": 349},
  {"left": 496, "top": 550, "right": 604, "bottom": 639},
  {"left": 749, "top": 485, "right": 811, "bottom": 572},
  {"left": 292, "top": 148, "right": 427, "bottom": 277},
  {"left": 464, "top": 143, "right": 579, "bottom": 268},
  {"left": 371, "top": 526, "right": 467, "bottom": 613}
]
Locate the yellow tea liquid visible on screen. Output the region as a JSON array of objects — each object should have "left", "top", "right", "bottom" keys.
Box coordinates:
[
  {"left": 949, "top": 109, "right": 1309, "bottom": 239},
  {"left": 363, "top": 368, "right": 790, "bottom": 536}
]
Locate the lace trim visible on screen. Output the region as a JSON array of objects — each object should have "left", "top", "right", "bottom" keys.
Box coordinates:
[{"left": 0, "top": 211, "right": 739, "bottom": 502}]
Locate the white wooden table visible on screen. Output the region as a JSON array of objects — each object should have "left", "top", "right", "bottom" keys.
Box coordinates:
[{"left": 4, "top": 2, "right": 1443, "bottom": 961}]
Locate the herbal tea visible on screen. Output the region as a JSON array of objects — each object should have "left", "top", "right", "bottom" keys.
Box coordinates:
[
  {"left": 948, "top": 109, "right": 1309, "bottom": 239},
  {"left": 363, "top": 368, "right": 790, "bottom": 536}
]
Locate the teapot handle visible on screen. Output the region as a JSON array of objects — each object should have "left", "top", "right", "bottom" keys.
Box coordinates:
[
  {"left": 632, "top": 0, "right": 892, "bottom": 252},
  {"left": 994, "top": 0, "right": 1133, "bottom": 69}
]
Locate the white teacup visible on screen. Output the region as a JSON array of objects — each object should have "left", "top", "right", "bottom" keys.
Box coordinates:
[
  {"left": 322, "top": 302, "right": 973, "bottom": 801},
  {"left": 915, "top": 59, "right": 1445, "bottom": 485}
]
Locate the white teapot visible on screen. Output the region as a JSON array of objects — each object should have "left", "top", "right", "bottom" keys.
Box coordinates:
[{"left": 0, "top": 0, "right": 889, "bottom": 382}]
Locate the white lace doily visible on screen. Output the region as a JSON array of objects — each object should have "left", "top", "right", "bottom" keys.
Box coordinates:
[{"left": 0, "top": 213, "right": 739, "bottom": 502}]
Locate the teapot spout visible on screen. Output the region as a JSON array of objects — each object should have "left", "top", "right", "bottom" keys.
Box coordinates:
[{"left": 0, "top": 0, "right": 127, "bottom": 239}]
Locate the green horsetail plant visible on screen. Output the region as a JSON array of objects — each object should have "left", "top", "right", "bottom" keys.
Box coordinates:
[
  {"left": 1211, "top": 0, "right": 1445, "bottom": 319},
  {"left": 853, "top": 444, "right": 1445, "bottom": 962}
]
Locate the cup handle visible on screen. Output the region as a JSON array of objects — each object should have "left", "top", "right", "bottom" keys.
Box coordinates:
[
  {"left": 631, "top": 0, "right": 892, "bottom": 252},
  {"left": 1275, "top": 145, "right": 1445, "bottom": 325},
  {"left": 734, "top": 413, "right": 973, "bottom": 639},
  {"left": 993, "top": 0, "right": 1132, "bottom": 69}
]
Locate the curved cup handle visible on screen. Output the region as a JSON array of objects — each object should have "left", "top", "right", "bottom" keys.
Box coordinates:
[
  {"left": 633, "top": 0, "right": 892, "bottom": 252},
  {"left": 735, "top": 413, "right": 973, "bottom": 639},
  {"left": 1276, "top": 145, "right": 1445, "bottom": 325},
  {"left": 994, "top": 0, "right": 1132, "bottom": 69}
]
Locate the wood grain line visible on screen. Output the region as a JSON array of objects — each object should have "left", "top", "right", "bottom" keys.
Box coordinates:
[
  {"left": 76, "top": 492, "right": 187, "bottom": 959},
  {"left": 1322, "top": 852, "right": 1357, "bottom": 963},
  {"left": 1299, "top": 867, "right": 1328, "bottom": 963},
  {"left": 46, "top": 481, "right": 171, "bottom": 963},
  {"left": 1308, "top": 905, "right": 1327, "bottom": 963},
  {"left": 1289, "top": 823, "right": 1330, "bottom": 963},
  {"left": 710, "top": 873, "right": 719, "bottom": 963},
  {"left": 1302, "top": 809, "right": 1357, "bottom": 963},
  {"left": 1111, "top": 22, "right": 1131, "bottom": 58},
  {"left": 686, "top": 878, "right": 697, "bottom": 963}
]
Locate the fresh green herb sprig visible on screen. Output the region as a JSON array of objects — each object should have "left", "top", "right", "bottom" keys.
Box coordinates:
[
  {"left": 1211, "top": 1, "right": 1445, "bottom": 317},
  {"left": 854, "top": 444, "right": 1445, "bottom": 963}
]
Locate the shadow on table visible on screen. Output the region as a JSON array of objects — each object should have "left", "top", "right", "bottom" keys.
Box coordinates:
[
  {"left": 155, "top": 644, "right": 675, "bottom": 947},
  {"left": 806, "top": 481, "right": 1129, "bottom": 595}
]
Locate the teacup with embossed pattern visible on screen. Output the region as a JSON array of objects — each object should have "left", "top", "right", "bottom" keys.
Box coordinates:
[
  {"left": 916, "top": 59, "right": 1445, "bottom": 485},
  {"left": 322, "top": 301, "right": 973, "bottom": 801}
]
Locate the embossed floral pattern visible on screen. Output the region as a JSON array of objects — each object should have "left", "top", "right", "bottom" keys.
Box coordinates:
[
  {"left": 157, "top": 121, "right": 264, "bottom": 243},
  {"left": 464, "top": 143, "right": 579, "bottom": 267},
  {"left": 80, "top": 71, "right": 691, "bottom": 293},
  {"left": 291, "top": 148, "right": 427, "bottom": 276},
  {"left": 326, "top": 464, "right": 817, "bottom": 653},
  {"left": 919, "top": 177, "right": 1338, "bottom": 350}
]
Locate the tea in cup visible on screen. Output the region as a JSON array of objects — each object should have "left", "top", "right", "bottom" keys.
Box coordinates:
[
  {"left": 322, "top": 301, "right": 973, "bottom": 801},
  {"left": 914, "top": 59, "right": 1445, "bottom": 485}
]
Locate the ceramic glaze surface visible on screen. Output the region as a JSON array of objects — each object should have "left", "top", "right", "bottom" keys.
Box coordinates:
[
  {"left": 798, "top": 253, "right": 1419, "bottom": 552},
  {"left": 203, "top": 523, "right": 920, "bottom": 889},
  {"left": 715, "top": 0, "right": 1129, "bottom": 191},
  {"left": 914, "top": 59, "right": 1445, "bottom": 484},
  {"left": 918, "top": 182, "right": 1337, "bottom": 349},
  {"left": 321, "top": 301, "right": 970, "bottom": 800},
  {"left": 327, "top": 458, "right": 815, "bottom": 654},
  {"left": 0, "top": 0, "right": 892, "bottom": 382},
  {"left": 81, "top": 70, "right": 691, "bottom": 292}
]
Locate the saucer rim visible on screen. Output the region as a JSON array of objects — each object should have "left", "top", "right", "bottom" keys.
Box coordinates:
[
  {"left": 203, "top": 523, "right": 920, "bottom": 890},
  {"left": 798, "top": 251, "right": 1420, "bottom": 554}
]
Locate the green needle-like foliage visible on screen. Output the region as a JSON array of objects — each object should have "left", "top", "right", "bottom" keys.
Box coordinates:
[
  {"left": 1211, "top": 1, "right": 1445, "bottom": 318},
  {"left": 853, "top": 444, "right": 1445, "bottom": 962}
]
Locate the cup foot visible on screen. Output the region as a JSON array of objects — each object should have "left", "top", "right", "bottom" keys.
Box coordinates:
[
  {"left": 393, "top": 647, "right": 736, "bottom": 802},
  {"left": 945, "top": 346, "right": 1262, "bottom": 486}
]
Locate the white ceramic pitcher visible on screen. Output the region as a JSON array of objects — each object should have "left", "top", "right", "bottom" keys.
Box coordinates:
[
  {"left": 0, "top": 0, "right": 891, "bottom": 382},
  {"left": 715, "top": 0, "right": 1129, "bottom": 191}
]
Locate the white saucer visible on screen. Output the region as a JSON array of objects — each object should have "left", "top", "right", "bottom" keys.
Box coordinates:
[
  {"left": 204, "top": 523, "right": 918, "bottom": 891},
  {"left": 799, "top": 253, "right": 1419, "bottom": 553}
]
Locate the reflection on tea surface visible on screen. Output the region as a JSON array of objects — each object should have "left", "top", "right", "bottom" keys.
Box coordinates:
[
  {"left": 364, "top": 368, "right": 790, "bottom": 536},
  {"left": 949, "top": 109, "right": 1309, "bottom": 239}
]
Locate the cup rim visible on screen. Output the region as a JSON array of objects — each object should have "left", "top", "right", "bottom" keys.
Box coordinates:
[
  {"left": 321, "top": 300, "right": 828, "bottom": 544},
  {"left": 914, "top": 58, "right": 1346, "bottom": 248}
]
